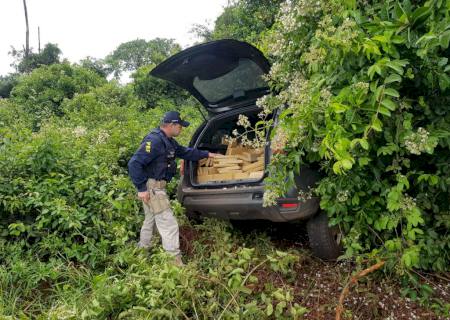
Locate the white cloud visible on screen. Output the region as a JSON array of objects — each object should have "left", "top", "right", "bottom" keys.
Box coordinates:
[{"left": 0, "top": 0, "right": 227, "bottom": 75}]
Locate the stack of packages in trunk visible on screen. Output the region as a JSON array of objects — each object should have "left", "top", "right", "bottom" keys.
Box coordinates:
[{"left": 197, "top": 139, "right": 264, "bottom": 183}]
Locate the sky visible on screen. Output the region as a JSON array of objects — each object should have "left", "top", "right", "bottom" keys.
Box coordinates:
[{"left": 0, "top": 0, "right": 229, "bottom": 76}]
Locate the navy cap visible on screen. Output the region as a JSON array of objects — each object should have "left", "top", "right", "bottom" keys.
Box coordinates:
[{"left": 162, "top": 111, "right": 190, "bottom": 127}]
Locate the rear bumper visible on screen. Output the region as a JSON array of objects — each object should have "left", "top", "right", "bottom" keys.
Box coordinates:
[{"left": 177, "top": 184, "right": 319, "bottom": 222}]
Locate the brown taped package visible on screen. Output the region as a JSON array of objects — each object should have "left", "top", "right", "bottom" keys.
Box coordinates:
[{"left": 197, "top": 142, "right": 264, "bottom": 183}]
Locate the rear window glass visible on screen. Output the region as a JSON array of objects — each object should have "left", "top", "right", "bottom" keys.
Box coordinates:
[{"left": 193, "top": 58, "right": 267, "bottom": 103}]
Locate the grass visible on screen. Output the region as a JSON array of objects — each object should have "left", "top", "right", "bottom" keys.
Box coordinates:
[{"left": 0, "top": 216, "right": 448, "bottom": 319}]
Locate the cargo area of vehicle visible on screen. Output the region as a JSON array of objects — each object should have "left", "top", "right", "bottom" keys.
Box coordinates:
[{"left": 190, "top": 108, "right": 270, "bottom": 186}]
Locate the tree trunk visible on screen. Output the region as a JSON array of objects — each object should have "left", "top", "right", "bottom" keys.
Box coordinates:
[
  {"left": 38, "top": 26, "right": 41, "bottom": 53},
  {"left": 23, "top": 0, "right": 29, "bottom": 57}
]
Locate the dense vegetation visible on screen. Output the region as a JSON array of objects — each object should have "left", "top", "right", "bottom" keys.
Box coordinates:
[
  {"left": 259, "top": 0, "right": 450, "bottom": 274},
  {"left": 0, "top": 0, "right": 448, "bottom": 318}
]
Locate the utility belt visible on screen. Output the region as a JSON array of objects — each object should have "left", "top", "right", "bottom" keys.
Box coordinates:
[{"left": 145, "top": 179, "right": 170, "bottom": 214}]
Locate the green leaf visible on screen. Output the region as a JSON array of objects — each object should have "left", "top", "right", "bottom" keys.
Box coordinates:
[
  {"left": 438, "top": 57, "right": 448, "bottom": 67},
  {"left": 352, "top": 194, "right": 360, "bottom": 205},
  {"left": 276, "top": 301, "right": 287, "bottom": 315},
  {"left": 273, "top": 290, "right": 285, "bottom": 301},
  {"left": 342, "top": 159, "right": 353, "bottom": 170},
  {"left": 331, "top": 102, "right": 349, "bottom": 113},
  {"left": 381, "top": 98, "right": 397, "bottom": 111},
  {"left": 403, "top": 252, "right": 412, "bottom": 267},
  {"left": 385, "top": 239, "right": 401, "bottom": 251},
  {"left": 373, "top": 35, "right": 388, "bottom": 43},
  {"left": 387, "top": 189, "right": 401, "bottom": 211},
  {"left": 402, "top": 247, "right": 420, "bottom": 268},
  {"left": 386, "top": 60, "right": 408, "bottom": 75},
  {"left": 439, "top": 73, "right": 450, "bottom": 90},
  {"left": 374, "top": 216, "right": 389, "bottom": 231},
  {"left": 239, "top": 286, "right": 252, "bottom": 294},
  {"left": 407, "top": 228, "right": 417, "bottom": 240},
  {"left": 439, "top": 30, "right": 450, "bottom": 49},
  {"left": 379, "top": 107, "right": 392, "bottom": 116},
  {"left": 371, "top": 116, "right": 383, "bottom": 131},
  {"left": 358, "top": 157, "right": 370, "bottom": 166},
  {"left": 406, "top": 208, "right": 424, "bottom": 227},
  {"left": 416, "top": 34, "right": 437, "bottom": 46},
  {"left": 385, "top": 74, "right": 402, "bottom": 84},
  {"left": 368, "top": 63, "right": 383, "bottom": 79},
  {"left": 430, "top": 175, "right": 439, "bottom": 185},
  {"left": 266, "top": 303, "right": 273, "bottom": 316},
  {"left": 333, "top": 161, "right": 342, "bottom": 174},
  {"left": 384, "top": 88, "right": 400, "bottom": 98},
  {"left": 360, "top": 139, "right": 369, "bottom": 150},
  {"left": 411, "top": 6, "right": 432, "bottom": 27},
  {"left": 391, "top": 35, "right": 406, "bottom": 44}
]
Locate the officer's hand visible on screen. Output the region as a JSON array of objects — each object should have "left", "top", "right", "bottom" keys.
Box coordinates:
[
  {"left": 208, "top": 152, "right": 223, "bottom": 158},
  {"left": 138, "top": 191, "right": 150, "bottom": 203}
]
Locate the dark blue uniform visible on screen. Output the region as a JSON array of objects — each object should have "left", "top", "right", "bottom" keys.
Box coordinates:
[{"left": 128, "top": 128, "right": 209, "bottom": 192}]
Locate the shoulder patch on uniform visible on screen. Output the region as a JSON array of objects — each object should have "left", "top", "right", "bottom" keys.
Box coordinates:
[{"left": 145, "top": 141, "right": 152, "bottom": 153}]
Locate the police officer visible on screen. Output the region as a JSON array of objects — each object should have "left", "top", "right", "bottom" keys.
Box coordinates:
[{"left": 128, "top": 111, "right": 219, "bottom": 266}]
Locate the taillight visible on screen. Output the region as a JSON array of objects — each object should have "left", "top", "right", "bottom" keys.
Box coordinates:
[
  {"left": 280, "top": 203, "right": 298, "bottom": 209},
  {"left": 180, "top": 159, "right": 185, "bottom": 176}
]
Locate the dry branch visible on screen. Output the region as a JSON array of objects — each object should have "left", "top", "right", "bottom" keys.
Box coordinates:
[{"left": 335, "top": 260, "right": 385, "bottom": 320}]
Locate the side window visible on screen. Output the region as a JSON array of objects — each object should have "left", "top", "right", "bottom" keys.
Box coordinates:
[{"left": 198, "top": 110, "right": 274, "bottom": 149}]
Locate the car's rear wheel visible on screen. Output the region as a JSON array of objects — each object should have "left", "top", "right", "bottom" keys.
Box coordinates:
[
  {"left": 307, "top": 211, "right": 342, "bottom": 260},
  {"left": 185, "top": 211, "right": 204, "bottom": 225}
]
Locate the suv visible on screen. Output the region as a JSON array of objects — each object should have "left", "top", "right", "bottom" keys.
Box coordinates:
[{"left": 151, "top": 39, "right": 341, "bottom": 260}]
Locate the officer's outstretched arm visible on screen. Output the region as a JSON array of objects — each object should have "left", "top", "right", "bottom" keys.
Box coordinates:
[
  {"left": 174, "top": 140, "right": 209, "bottom": 161},
  {"left": 128, "top": 139, "right": 159, "bottom": 192}
]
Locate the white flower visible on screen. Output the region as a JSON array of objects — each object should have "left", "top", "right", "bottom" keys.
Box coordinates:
[
  {"left": 72, "top": 126, "right": 87, "bottom": 138},
  {"left": 271, "top": 127, "right": 289, "bottom": 151},
  {"left": 263, "top": 189, "right": 279, "bottom": 207},
  {"left": 400, "top": 195, "right": 416, "bottom": 211},
  {"left": 352, "top": 82, "right": 369, "bottom": 92},
  {"left": 303, "top": 47, "right": 327, "bottom": 66},
  {"left": 336, "top": 190, "right": 350, "bottom": 202},
  {"left": 96, "top": 130, "right": 110, "bottom": 144},
  {"left": 298, "top": 188, "right": 313, "bottom": 202},
  {"left": 237, "top": 114, "right": 251, "bottom": 128},
  {"left": 404, "top": 127, "right": 437, "bottom": 155},
  {"left": 223, "top": 135, "right": 237, "bottom": 145}
]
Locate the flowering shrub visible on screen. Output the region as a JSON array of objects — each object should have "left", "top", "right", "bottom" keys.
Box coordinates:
[
  {"left": 224, "top": 112, "right": 272, "bottom": 149},
  {"left": 259, "top": 0, "right": 450, "bottom": 271}
]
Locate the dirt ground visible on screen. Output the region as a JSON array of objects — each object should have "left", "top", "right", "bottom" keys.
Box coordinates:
[{"left": 179, "top": 222, "right": 450, "bottom": 320}]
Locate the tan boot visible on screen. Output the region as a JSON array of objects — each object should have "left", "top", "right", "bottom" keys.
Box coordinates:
[{"left": 173, "top": 255, "right": 185, "bottom": 267}]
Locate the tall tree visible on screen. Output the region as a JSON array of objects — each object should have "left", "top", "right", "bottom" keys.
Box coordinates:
[
  {"left": 23, "top": 0, "right": 30, "bottom": 58},
  {"left": 105, "top": 38, "right": 181, "bottom": 78},
  {"left": 10, "top": 43, "right": 62, "bottom": 73},
  {"left": 192, "top": 0, "right": 285, "bottom": 46}
]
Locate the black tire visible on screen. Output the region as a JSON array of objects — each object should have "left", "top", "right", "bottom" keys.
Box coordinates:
[
  {"left": 307, "top": 212, "right": 342, "bottom": 260},
  {"left": 185, "top": 211, "right": 203, "bottom": 225}
]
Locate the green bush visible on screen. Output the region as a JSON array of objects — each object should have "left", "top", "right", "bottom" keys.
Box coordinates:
[
  {"left": 3, "top": 86, "right": 151, "bottom": 266},
  {"left": 0, "top": 68, "right": 206, "bottom": 265},
  {"left": 259, "top": 0, "right": 450, "bottom": 272},
  {"left": 0, "top": 120, "right": 140, "bottom": 266},
  {"left": 10, "top": 63, "right": 106, "bottom": 127},
  {"left": 0, "top": 74, "right": 19, "bottom": 98},
  {"left": 0, "top": 220, "right": 306, "bottom": 319},
  {"left": 131, "top": 64, "right": 191, "bottom": 109}
]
